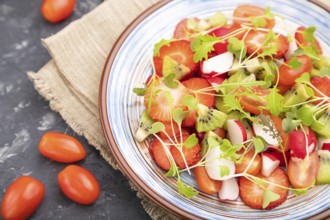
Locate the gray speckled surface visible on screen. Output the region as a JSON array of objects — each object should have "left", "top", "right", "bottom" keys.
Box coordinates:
[{"left": 0, "top": 1, "right": 150, "bottom": 219}]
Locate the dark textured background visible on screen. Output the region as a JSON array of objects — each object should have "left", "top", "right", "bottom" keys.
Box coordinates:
[{"left": 0, "top": 1, "right": 150, "bottom": 219}]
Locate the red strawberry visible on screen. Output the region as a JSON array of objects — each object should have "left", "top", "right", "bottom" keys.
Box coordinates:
[
  {"left": 153, "top": 40, "right": 198, "bottom": 76},
  {"left": 170, "top": 132, "right": 201, "bottom": 169},
  {"left": 144, "top": 79, "right": 188, "bottom": 122},
  {"left": 181, "top": 77, "right": 215, "bottom": 127},
  {"left": 149, "top": 137, "right": 171, "bottom": 171},
  {"left": 159, "top": 121, "right": 180, "bottom": 139},
  {"left": 239, "top": 168, "right": 289, "bottom": 210},
  {"left": 244, "top": 30, "right": 289, "bottom": 58},
  {"left": 173, "top": 18, "right": 200, "bottom": 39}
]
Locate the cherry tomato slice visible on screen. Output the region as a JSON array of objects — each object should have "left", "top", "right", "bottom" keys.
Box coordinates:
[
  {"left": 41, "top": 0, "right": 76, "bottom": 23},
  {"left": 278, "top": 55, "right": 312, "bottom": 87},
  {"left": 235, "top": 149, "right": 261, "bottom": 175},
  {"left": 295, "top": 26, "right": 322, "bottom": 54},
  {"left": 38, "top": 132, "right": 86, "bottom": 163},
  {"left": 1, "top": 176, "right": 45, "bottom": 220},
  {"left": 270, "top": 115, "right": 290, "bottom": 152},
  {"left": 244, "top": 30, "right": 289, "bottom": 58},
  {"left": 194, "top": 166, "right": 222, "bottom": 194},
  {"left": 287, "top": 150, "right": 319, "bottom": 189},
  {"left": 58, "top": 165, "right": 100, "bottom": 205},
  {"left": 238, "top": 86, "right": 270, "bottom": 115},
  {"left": 233, "top": 5, "right": 275, "bottom": 29}
]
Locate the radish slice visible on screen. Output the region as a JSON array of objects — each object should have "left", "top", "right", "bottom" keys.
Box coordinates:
[
  {"left": 318, "top": 137, "right": 330, "bottom": 151},
  {"left": 202, "top": 52, "right": 234, "bottom": 75},
  {"left": 218, "top": 178, "right": 239, "bottom": 201},
  {"left": 253, "top": 118, "right": 280, "bottom": 148},
  {"left": 227, "top": 119, "right": 247, "bottom": 151},
  {"left": 205, "top": 146, "right": 235, "bottom": 181},
  {"left": 261, "top": 152, "right": 280, "bottom": 177}
]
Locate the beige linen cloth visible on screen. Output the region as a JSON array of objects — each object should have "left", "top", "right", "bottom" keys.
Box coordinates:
[{"left": 28, "top": 0, "right": 178, "bottom": 219}]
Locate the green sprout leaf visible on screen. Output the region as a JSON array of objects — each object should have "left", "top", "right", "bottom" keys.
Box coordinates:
[
  {"left": 302, "top": 26, "right": 316, "bottom": 43},
  {"left": 165, "top": 163, "right": 179, "bottom": 177},
  {"left": 253, "top": 136, "right": 266, "bottom": 153},
  {"left": 173, "top": 108, "right": 189, "bottom": 126},
  {"left": 264, "top": 7, "right": 274, "bottom": 20},
  {"left": 287, "top": 57, "right": 303, "bottom": 70},
  {"left": 264, "top": 30, "right": 278, "bottom": 45},
  {"left": 133, "top": 88, "right": 146, "bottom": 96},
  {"left": 262, "top": 188, "right": 280, "bottom": 209},
  {"left": 258, "top": 44, "right": 277, "bottom": 58},
  {"left": 319, "top": 66, "right": 330, "bottom": 77},
  {"left": 178, "top": 179, "right": 198, "bottom": 199},
  {"left": 191, "top": 35, "right": 221, "bottom": 62},
  {"left": 300, "top": 45, "right": 320, "bottom": 59},
  {"left": 219, "top": 165, "right": 230, "bottom": 177},
  {"left": 154, "top": 39, "right": 172, "bottom": 56},
  {"left": 227, "top": 37, "right": 247, "bottom": 59},
  {"left": 282, "top": 117, "right": 300, "bottom": 133},
  {"left": 295, "top": 72, "right": 310, "bottom": 84},
  {"left": 148, "top": 122, "right": 165, "bottom": 134},
  {"left": 223, "top": 95, "right": 243, "bottom": 112},
  {"left": 266, "top": 88, "right": 284, "bottom": 116},
  {"left": 251, "top": 17, "right": 267, "bottom": 29},
  {"left": 183, "top": 95, "right": 198, "bottom": 110},
  {"left": 183, "top": 134, "right": 199, "bottom": 149},
  {"left": 163, "top": 73, "right": 179, "bottom": 88}
]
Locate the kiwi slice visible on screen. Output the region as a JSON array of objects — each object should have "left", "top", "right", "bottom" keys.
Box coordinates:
[
  {"left": 196, "top": 104, "right": 228, "bottom": 132},
  {"left": 201, "top": 131, "right": 222, "bottom": 157},
  {"left": 283, "top": 83, "right": 311, "bottom": 108},
  {"left": 316, "top": 150, "right": 330, "bottom": 184},
  {"left": 254, "top": 59, "right": 276, "bottom": 84},
  {"left": 206, "top": 12, "right": 227, "bottom": 27},
  {"left": 228, "top": 59, "right": 247, "bottom": 76},
  {"left": 245, "top": 58, "right": 263, "bottom": 73},
  {"left": 162, "top": 56, "right": 190, "bottom": 80},
  {"left": 215, "top": 96, "right": 231, "bottom": 114},
  {"left": 134, "top": 111, "right": 155, "bottom": 142},
  {"left": 312, "top": 108, "right": 330, "bottom": 138}
]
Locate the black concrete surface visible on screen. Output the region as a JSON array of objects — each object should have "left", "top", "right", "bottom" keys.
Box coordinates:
[{"left": 0, "top": 1, "right": 150, "bottom": 219}]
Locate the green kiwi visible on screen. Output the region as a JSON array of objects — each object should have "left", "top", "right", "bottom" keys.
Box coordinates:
[
  {"left": 196, "top": 104, "right": 228, "bottom": 132},
  {"left": 254, "top": 59, "right": 276, "bottom": 83},
  {"left": 162, "top": 56, "right": 190, "bottom": 80},
  {"left": 215, "top": 96, "right": 231, "bottom": 114},
  {"left": 312, "top": 108, "right": 330, "bottom": 138},
  {"left": 245, "top": 58, "right": 263, "bottom": 73},
  {"left": 201, "top": 131, "right": 222, "bottom": 157},
  {"left": 283, "top": 83, "right": 311, "bottom": 108},
  {"left": 316, "top": 150, "right": 330, "bottom": 184},
  {"left": 228, "top": 59, "right": 248, "bottom": 76},
  {"left": 206, "top": 12, "right": 227, "bottom": 27},
  {"left": 134, "top": 111, "right": 155, "bottom": 142}
]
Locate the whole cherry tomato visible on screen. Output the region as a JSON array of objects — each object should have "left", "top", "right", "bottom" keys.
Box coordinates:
[
  {"left": 1, "top": 176, "right": 45, "bottom": 220},
  {"left": 238, "top": 86, "right": 270, "bottom": 115},
  {"left": 41, "top": 0, "right": 76, "bottom": 23},
  {"left": 58, "top": 165, "right": 100, "bottom": 205},
  {"left": 38, "top": 132, "right": 86, "bottom": 163}
]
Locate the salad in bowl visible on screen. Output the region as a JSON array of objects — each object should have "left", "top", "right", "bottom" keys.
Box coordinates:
[{"left": 133, "top": 4, "right": 330, "bottom": 211}]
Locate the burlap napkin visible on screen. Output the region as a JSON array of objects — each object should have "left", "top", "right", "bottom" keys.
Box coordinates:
[{"left": 28, "top": 0, "right": 178, "bottom": 219}]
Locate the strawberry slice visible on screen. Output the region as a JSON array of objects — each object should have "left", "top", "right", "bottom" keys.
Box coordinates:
[
  {"left": 170, "top": 131, "right": 201, "bottom": 169},
  {"left": 239, "top": 168, "right": 289, "bottom": 210},
  {"left": 144, "top": 79, "right": 188, "bottom": 122},
  {"left": 244, "top": 30, "right": 289, "bottom": 58},
  {"left": 295, "top": 26, "right": 322, "bottom": 54},
  {"left": 173, "top": 18, "right": 200, "bottom": 39},
  {"left": 181, "top": 77, "right": 215, "bottom": 127},
  {"left": 149, "top": 136, "right": 171, "bottom": 171},
  {"left": 153, "top": 40, "right": 198, "bottom": 76}
]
